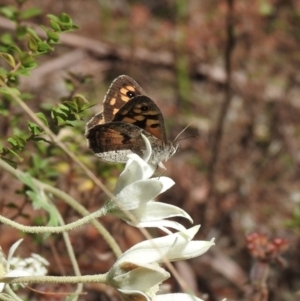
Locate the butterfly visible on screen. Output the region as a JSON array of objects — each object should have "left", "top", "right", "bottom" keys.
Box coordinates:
[{"left": 85, "top": 75, "right": 178, "bottom": 166}]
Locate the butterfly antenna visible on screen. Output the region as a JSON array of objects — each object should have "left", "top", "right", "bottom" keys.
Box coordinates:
[
  {"left": 173, "top": 122, "right": 194, "bottom": 143},
  {"left": 175, "top": 134, "right": 199, "bottom": 142}
]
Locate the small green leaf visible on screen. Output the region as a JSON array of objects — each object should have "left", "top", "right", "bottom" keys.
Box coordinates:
[
  {"left": 46, "top": 30, "right": 60, "bottom": 43},
  {"left": 47, "top": 13, "right": 79, "bottom": 31},
  {"left": 6, "top": 148, "right": 23, "bottom": 162},
  {"left": 47, "top": 14, "right": 60, "bottom": 23},
  {"left": 0, "top": 33, "right": 14, "bottom": 45},
  {"left": 36, "top": 112, "right": 49, "bottom": 126},
  {"left": 53, "top": 104, "right": 69, "bottom": 116},
  {"left": 26, "top": 28, "right": 42, "bottom": 42},
  {"left": 28, "top": 121, "right": 43, "bottom": 135},
  {"left": 1, "top": 157, "right": 18, "bottom": 169},
  {"left": 20, "top": 7, "right": 42, "bottom": 19},
  {"left": 27, "top": 35, "right": 39, "bottom": 52},
  {"left": 7, "top": 74, "right": 18, "bottom": 84},
  {"left": 59, "top": 13, "right": 72, "bottom": 24},
  {"left": 49, "top": 20, "right": 61, "bottom": 32},
  {"left": 0, "top": 52, "right": 16, "bottom": 68},
  {"left": 8, "top": 135, "right": 26, "bottom": 149},
  {"left": 19, "top": 53, "right": 36, "bottom": 69},
  {"left": 37, "top": 41, "right": 53, "bottom": 53},
  {"left": 0, "top": 6, "right": 17, "bottom": 20},
  {"left": 0, "top": 87, "right": 21, "bottom": 96},
  {"left": 18, "top": 173, "right": 59, "bottom": 227},
  {"left": 56, "top": 115, "right": 66, "bottom": 125}
]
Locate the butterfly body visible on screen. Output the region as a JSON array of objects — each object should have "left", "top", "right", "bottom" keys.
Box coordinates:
[{"left": 85, "top": 75, "right": 178, "bottom": 165}]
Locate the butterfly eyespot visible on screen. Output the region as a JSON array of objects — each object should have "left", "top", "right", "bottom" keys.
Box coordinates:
[
  {"left": 141, "top": 105, "right": 149, "bottom": 112},
  {"left": 126, "top": 91, "right": 135, "bottom": 98}
]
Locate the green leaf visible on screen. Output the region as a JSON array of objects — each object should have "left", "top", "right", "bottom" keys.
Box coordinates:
[
  {"left": 46, "top": 30, "right": 60, "bottom": 43},
  {"left": 26, "top": 28, "right": 42, "bottom": 42},
  {"left": 56, "top": 115, "right": 67, "bottom": 126},
  {"left": 47, "top": 14, "right": 60, "bottom": 23},
  {"left": 0, "top": 52, "right": 16, "bottom": 68},
  {"left": 0, "top": 33, "right": 14, "bottom": 45},
  {"left": 28, "top": 35, "right": 39, "bottom": 52},
  {"left": 37, "top": 41, "right": 53, "bottom": 53},
  {"left": 53, "top": 104, "right": 70, "bottom": 117},
  {"left": 28, "top": 121, "right": 43, "bottom": 135},
  {"left": 47, "top": 13, "right": 79, "bottom": 31},
  {"left": 0, "top": 6, "right": 17, "bottom": 20},
  {"left": 36, "top": 112, "right": 49, "bottom": 126},
  {"left": 59, "top": 13, "right": 72, "bottom": 24},
  {"left": 19, "top": 53, "right": 37, "bottom": 69},
  {"left": 8, "top": 135, "right": 26, "bottom": 149},
  {"left": 18, "top": 173, "right": 59, "bottom": 227},
  {"left": 20, "top": 7, "right": 42, "bottom": 20},
  {"left": 49, "top": 20, "right": 61, "bottom": 32},
  {"left": 0, "top": 157, "right": 18, "bottom": 169},
  {"left": 0, "top": 87, "right": 21, "bottom": 96},
  {"left": 6, "top": 147, "right": 23, "bottom": 162}
]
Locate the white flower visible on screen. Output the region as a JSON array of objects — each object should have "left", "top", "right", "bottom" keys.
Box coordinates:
[
  {"left": 105, "top": 136, "right": 193, "bottom": 233},
  {"left": 107, "top": 226, "right": 214, "bottom": 301},
  {"left": 0, "top": 239, "right": 49, "bottom": 292}
]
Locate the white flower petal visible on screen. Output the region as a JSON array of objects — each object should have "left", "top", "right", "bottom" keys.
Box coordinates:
[
  {"left": 31, "top": 253, "right": 49, "bottom": 266},
  {"left": 129, "top": 225, "right": 200, "bottom": 254},
  {"left": 151, "top": 177, "right": 175, "bottom": 193},
  {"left": 165, "top": 239, "right": 215, "bottom": 262},
  {"left": 154, "top": 293, "right": 205, "bottom": 301},
  {"left": 114, "top": 154, "right": 155, "bottom": 194},
  {"left": 113, "top": 264, "right": 169, "bottom": 291},
  {"left": 6, "top": 270, "right": 31, "bottom": 278},
  {"left": 141, "top": 134, "right": 152, "bottom": 163},
  {"left": 118, "top": 226, "right": 201, "bottom": 266},
  {"left": 129, "top": 220, "right": 187, "bottom": 233},
  {"left": 6, "top": 239, "right": 23, "bottom": 271},
  {"left": 136, "top": 202, "right": 193, "bottom": 223},
  {"left": 115, "top": 177, "right": 174, "bottom": 212}
]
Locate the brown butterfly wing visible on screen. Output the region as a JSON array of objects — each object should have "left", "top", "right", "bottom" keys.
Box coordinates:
[
  {"left": 85, "top": 122, "right": 159, "bottom": 162},
  {"left": 85, "top": 112, "right": 104, "bottom": 131},
  {"left": 112, "top": 95, "right": 168, "bottom": 144},
  {"left": 102, "top": 75, "right": 145, "bottom": 122},
  {"left": 85, "top": 75, "right": 145, "bottom": 131},
  {"left": 85, "top": 76, "right": 177, "bottom": 164}
]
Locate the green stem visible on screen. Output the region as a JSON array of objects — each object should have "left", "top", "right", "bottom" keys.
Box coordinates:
[
  {"left": 56, "top": 211, "right": 83, "bottom": 300},
  {"left": 0, "top": 158, "right": 122, "bottom": 257},
  {"left": 0, "top": 208, "right": 107, "bottom": 233},
  {"left": 0, "top": 273, "right": 108, "bottom": 285}
]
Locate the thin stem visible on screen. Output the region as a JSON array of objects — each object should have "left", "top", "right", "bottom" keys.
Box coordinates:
[
  {"left": 0, "top": 273, "right": 108, "bottom": 285},
  {"left": 56, "top": 211, "right": 83, "bottom": 300},
  {"left": 0, "top": 159, "right": 122, "bottom": 257},
  {"left": 0, "top": 206, "right": 107, "bottom": 234},
  {"left": 208, "top": 0, "right": 235, "bottom": 190},
  {"left": 204, "top": 0, "right": 235, "bottom": 231}
]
